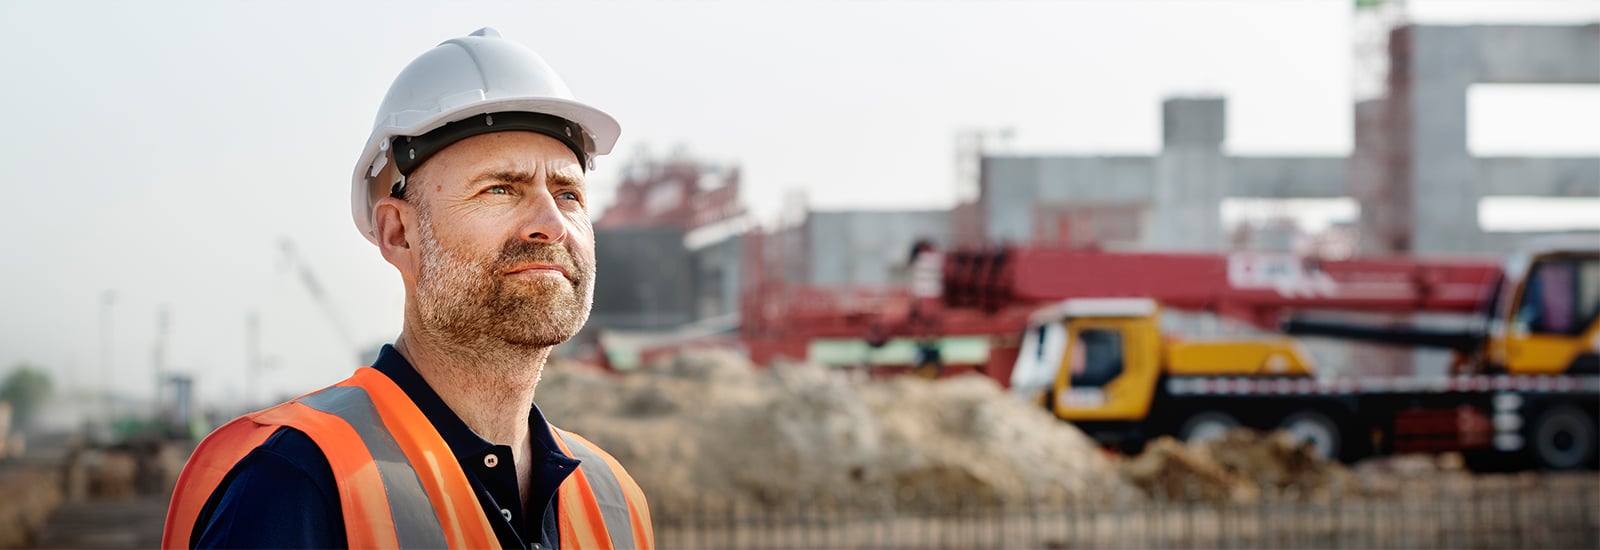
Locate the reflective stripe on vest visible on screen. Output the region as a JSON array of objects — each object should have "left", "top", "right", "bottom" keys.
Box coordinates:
[
  {"left": 165, "top": 367, "right": 652, "bottom": 549},
  {"left": 298, "top": 386, "right": 448, "bottom": 548},
  {"left": 550, "top": 428, "right": 655, "bottom": 549},
  {"left": 557, "top": 430, "right": 636, "bottom": 550}
]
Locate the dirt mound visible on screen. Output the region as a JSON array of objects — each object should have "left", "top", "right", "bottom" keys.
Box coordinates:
[
  {"left": 1205, "top": 429, "right": 1337, "bottom": 494},
  {"left": 0, "top": 466, "right": 62, "bottom": 548},
  {"left": 1121, "top": 429, "right": 1344, "bottom": 503},
  {"left": 1121, "top": 437, "right": 1258, "bottom": 503},
  {"left": 537, "top": 350, "right": 1132, "bottom": 511}
]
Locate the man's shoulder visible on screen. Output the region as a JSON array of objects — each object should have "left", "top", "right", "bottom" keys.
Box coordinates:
[
  {"left": 245, "top": 426, "right": 334, "bottom": 474},
  {"left": 192, "top": 427, "right": 345, "bottom": 548},
  {"left": 207, "top": 426, "right": 339, "bottom": 505}
]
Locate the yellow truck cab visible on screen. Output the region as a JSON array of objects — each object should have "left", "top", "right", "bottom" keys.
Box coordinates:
[
  {"left": 1486, "top": 240, "right": 1600, "bottom": 376},
  {"left": 1011, "top": 298, "right": 1320, "bottom": 454}
]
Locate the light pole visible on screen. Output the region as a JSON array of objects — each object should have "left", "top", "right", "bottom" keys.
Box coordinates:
[
  {"left": 99, "top": 290, "right": 116, "bottom": 424},
  {"left": 153, "top": 306, "right": 169, "bottom": 420}
]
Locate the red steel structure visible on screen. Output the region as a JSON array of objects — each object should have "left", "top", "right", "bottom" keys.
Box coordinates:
[{"left": 741, "top": 243, "right": 1502, "bottom": 382}]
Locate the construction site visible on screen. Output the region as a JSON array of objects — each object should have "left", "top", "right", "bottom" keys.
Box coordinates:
[{"left": 2, "top": 3, "right": 1599, "bottom": 549}]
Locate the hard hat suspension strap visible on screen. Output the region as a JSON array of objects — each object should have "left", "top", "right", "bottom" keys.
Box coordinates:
[{"left": 391, "top": 112, "right": 595, "bottom": 186}]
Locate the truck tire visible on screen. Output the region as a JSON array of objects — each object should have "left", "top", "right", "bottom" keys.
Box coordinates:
[
  {"left": 1178, "top": 411, "right": 1239, "bottom": 444},
  {"left": 1530, "top": 403, "right": 1597, "bottom": 470},
  {"left": 1279, "top": 410, "right": 1341, "bottom": 462}
]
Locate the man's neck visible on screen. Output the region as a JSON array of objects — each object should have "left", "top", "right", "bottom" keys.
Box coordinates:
[{"left": 393, "top": 330, "right": 548, "bottom": 448}]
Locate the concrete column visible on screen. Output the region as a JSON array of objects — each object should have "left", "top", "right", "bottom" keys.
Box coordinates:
[
  {"left": 1153, "top": 97, "right": 1230, "bottom": 251},
  {"left": 1407, "top": 26, "right": 1483, "bottom": 254}
]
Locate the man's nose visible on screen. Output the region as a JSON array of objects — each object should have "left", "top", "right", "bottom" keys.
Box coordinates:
[{"left": 517, "top": 191, "right": 569, "bottom": 243}]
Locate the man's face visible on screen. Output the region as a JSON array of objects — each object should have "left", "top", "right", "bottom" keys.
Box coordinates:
[{"left": 406, "top": 131, "right": 596, "bottom": 349}]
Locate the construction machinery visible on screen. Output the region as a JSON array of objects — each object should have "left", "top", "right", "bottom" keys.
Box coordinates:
[{"left": 739, "top": 236, "right": 1599, "bottom": 470}]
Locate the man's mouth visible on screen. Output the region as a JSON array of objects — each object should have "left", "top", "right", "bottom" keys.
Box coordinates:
[{"left": 503, "top": 263, "right": 571, "bottom": 279}]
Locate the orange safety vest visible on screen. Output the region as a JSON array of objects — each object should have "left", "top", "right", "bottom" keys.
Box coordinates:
[{"left": 163, "top": 367, "right": 653, "bottom": 549}]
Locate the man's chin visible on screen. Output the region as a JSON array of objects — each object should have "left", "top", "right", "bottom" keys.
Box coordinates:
[
  {"left": 491, "top": 306, "right": 585, "bottom": 348},
  {"left": 499, "top": 326, "right": 580, "bottom": 348}
]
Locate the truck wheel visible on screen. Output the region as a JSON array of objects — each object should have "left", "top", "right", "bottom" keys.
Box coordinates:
[
  {"left": 1279, "top": 410, "right": 1341, "bottom": 462},
  {"left": 1178, "top": 411, "right": 1239, "bottom": 444},
  {"left": 1530, "top": 403, "right": 1597, "bottom": 470}
]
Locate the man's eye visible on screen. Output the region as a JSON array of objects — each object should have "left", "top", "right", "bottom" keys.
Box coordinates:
[
  {"left": 557, "top": 191, "right": 580, "bottom": 201},
  {"left": 485, "top": 186, "right": 511, "bottom": 195}
]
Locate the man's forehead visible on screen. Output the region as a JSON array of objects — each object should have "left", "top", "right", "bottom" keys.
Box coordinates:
[
  {"left": 429, "top": 132, "right": 586, "bottom": 184},
  {"left": 474, "top": 165, "right": 587, "bottom": 187}
]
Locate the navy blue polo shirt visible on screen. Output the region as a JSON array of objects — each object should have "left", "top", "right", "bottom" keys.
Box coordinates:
[{"left": 192, "top": 345, "right": 581, "bottom": 549}]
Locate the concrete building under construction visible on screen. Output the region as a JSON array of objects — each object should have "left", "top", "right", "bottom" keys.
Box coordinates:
[
  {"left": 979, "top": 23, "right": 1598, "bottom": 257},
  {"left": 582, "top": 22, "right": 1598, "bottom": 373}
]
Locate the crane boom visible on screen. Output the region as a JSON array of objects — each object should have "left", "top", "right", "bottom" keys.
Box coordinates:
[
  {"left": 943, "top": 247, "right": 1502, "bottom": 328},
  {"left": 279, "top": 238, "right": 360, "bottom": 360}
]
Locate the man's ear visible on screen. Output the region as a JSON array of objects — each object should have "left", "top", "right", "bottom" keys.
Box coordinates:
[{"left": 373, "top": 196, "right": 419, "bottom": 282}]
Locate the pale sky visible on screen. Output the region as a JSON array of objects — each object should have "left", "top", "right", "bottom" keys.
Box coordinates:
[{"left": 1, "top": 0, "right": 1596, "bottom": 413}]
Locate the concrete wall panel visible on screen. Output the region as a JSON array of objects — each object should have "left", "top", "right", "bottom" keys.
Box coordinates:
[
  {"left": 1230, "top": 157, "right": 1349, "bottom": 198},
  {"left": 981, "top": 157, "right": 1040, "bottom": 243},
  {"left": 1476, "top": 157, "right": 1600, "bottom": 197},
  {"left": 808, "top": 210, "right": 952, "bottom": 285},
  {"left": 1034, "top": 157, "right": 1159, "bottom": 202},
  {"left": 1474, "top": 24, "right": 1600, "bottom": 83}
]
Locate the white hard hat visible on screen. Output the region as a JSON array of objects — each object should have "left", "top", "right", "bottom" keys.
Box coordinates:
[{"left": 350, "top": 27, "right": 621, "bottom": 243}]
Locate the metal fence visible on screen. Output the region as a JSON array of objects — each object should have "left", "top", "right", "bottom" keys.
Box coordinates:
[{"left": 653, "top": 473, "right": 1599, "bottom": 549}]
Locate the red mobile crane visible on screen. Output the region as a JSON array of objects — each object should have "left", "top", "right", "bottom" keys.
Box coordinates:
[
  {"left": 739, "top": 238, "right": 1600, "bottom": 469},
  {"left": 744, "top": 245, "right": 1499, "bottom": 378}
]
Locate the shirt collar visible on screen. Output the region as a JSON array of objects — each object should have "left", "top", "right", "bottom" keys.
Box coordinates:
[{"left": 370, "top": 344, "right": 573, "bottom": 462}]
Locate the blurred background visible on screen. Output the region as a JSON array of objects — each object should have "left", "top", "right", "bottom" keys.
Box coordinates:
[{"left": 1, "top": 0, "right": 1597, "bottom": 548}]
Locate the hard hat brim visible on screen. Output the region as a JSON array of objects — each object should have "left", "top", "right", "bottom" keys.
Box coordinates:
[{"left": 349, "top": 96, "right": 620, "bottom": 243}]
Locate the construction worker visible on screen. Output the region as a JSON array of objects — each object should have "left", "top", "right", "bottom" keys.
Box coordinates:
[
  {"left": 163, "top": 28, "right": 652, "bottom": 549},
  {"left": 907, "top": 239, "right": 945, "bottom": 378}
]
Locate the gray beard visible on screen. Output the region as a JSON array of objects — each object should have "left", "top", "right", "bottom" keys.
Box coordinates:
[{"left": 411, "top": 209, "right": 595, "bottom": 364}]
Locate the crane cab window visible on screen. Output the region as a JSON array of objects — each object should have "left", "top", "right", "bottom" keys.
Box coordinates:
[
  {"left": 1068, "top": 328, "right": 1124, "bottom": 387},
  {"left": 1515, "top": 256, "right": 1600, "bottom": 336}
]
